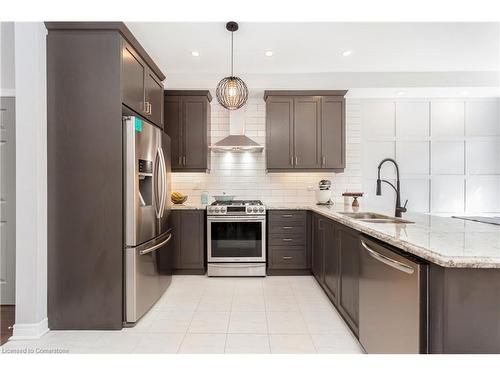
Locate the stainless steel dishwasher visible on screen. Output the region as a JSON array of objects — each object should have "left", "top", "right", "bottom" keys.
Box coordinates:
[{"left": 359, "top": 236, "right": 428, "bottom": 354}]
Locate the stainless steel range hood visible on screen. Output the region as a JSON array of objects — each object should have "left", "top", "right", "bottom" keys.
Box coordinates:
[{"left": 210, "top": 109, "right": 264, "bottom": 153}]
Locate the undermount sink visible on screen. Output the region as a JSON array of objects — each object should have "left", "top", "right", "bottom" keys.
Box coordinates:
[{"left": 339, "top": 212, "right": 414, "bottom": 224}]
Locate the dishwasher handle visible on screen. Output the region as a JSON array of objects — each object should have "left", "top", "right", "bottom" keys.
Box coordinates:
[{"left": 361, "top": 240, "right": 414, "bottom": 274}]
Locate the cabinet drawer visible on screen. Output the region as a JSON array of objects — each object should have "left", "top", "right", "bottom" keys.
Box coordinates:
[
  {"left": 269, "top": 233, "right": 305, "bottom": 246},
  {"left": 269, "top": 210, "right": 307, "bottom": 223},
  {"left": 269, "top": 223, "right": 306, "bottom": 234},
  {"left": 269, "top": 246, "right": 307, "bottom": 269}
]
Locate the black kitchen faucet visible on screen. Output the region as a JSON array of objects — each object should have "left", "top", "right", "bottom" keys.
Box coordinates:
[{"left": 376, "top": 158, "right": 408, "bottom": 218}]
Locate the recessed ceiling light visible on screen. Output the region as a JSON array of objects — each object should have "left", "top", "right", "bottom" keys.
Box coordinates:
[
  {"left": 191, "top": 51, "right": 200, "bottom": 57},
  {"left": 342, "top": 50, "right": 352, "bottom": 57},
  {"left": 265, "top": 51, "right": 273, "bottom": 57},
  {"left": 396, "top": 91, "right": 406, "bottom": 96}
]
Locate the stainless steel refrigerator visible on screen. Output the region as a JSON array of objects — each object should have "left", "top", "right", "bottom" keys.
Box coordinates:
[{"left": 123, "top": 116, "right": 173, "bottom": 324}]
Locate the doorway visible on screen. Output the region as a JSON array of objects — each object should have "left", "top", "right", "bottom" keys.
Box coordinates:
[{"left": 1, "top": 97, "right": 16, "bottom": 344}]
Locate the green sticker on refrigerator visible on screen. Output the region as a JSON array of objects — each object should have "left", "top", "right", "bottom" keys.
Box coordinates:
[{"left": 134, "top": 118, "right": 143, "bottom": 132}]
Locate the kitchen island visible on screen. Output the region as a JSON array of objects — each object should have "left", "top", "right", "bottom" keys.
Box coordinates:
[{"left": 267, "top": 203, "right": 500, "bottom": 354}]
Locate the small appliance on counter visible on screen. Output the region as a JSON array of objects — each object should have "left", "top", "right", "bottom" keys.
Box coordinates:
[
  {"left": 343, "top": 192, "right": 364, "bottom": 209},
  {"left": 316, "top": 179, "right": 333, "bottom": 205},
  {"left": 201, "top": 191, "right": 209, "bottom": 205}
]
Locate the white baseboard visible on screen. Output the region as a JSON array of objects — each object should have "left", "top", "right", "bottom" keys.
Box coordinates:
[{"left": 10, "top": 318, "right": 49, "bottom": 340}]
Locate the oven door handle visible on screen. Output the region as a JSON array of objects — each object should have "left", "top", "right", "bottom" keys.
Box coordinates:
[{"left": 207, "top": 217, "right": 266, "bottom": 223}]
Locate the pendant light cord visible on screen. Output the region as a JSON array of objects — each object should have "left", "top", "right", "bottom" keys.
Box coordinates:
[{"left": 231, "top": 31, "right": 234, "bottom": 77}]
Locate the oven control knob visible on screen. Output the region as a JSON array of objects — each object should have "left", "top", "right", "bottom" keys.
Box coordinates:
[{"left": 259, "top": 207, "right": 264, "bottom": 213}]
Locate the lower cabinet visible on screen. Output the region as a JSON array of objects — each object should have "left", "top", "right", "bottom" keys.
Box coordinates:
[
  {"left": 336, "top": 224, "right": 360, "bottom": 335},
  {"left": 312, "top": 213, "right": 360, "bottom": 335},
  {"left": 267, "top": 210, "right": 310, "bottom": 275},
  {"left": 169, "top": 210, "right": 205, "bottom": 274}
]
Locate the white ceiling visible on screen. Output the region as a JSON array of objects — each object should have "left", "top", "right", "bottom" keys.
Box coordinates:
[{"left": 127, "top": 22, "right": 500, "bottom": 75}]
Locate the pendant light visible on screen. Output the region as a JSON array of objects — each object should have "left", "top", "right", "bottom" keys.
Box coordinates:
[{"left": 216, "top": 21, "right": 249, "bottom": 110}]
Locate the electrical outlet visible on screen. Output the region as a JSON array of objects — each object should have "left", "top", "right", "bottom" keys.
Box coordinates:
[{"left": 307, "top": 185, "right": 315, "bottom": 191}]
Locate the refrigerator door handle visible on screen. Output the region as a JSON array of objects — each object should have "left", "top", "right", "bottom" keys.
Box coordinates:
[
  {"left": 154, "top": 147, "right": 162, "bottom": 219},
  {"left": 139, "top": 232, "right": 173, "bottom": 256},
  {"left": 158, "top": 147, "right": 167, "bottom": 217}
]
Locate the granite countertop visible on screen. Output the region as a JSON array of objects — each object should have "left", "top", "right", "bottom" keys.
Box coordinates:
[
  {"left": 267, "top": 203, "right": 500, "bottom": 269},
  {"left": 169, "top": 203, "right": 207, "bottom": 210}
]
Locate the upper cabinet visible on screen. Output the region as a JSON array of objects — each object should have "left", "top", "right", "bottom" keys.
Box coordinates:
[
  {"left": 164, "top": 91, "right": 212, "bottom": 172},
  {"left": 121, "top": 41, "right": 164, "bottom": 128},
  {"left": 264, "top": 90, "right": 347, "bottom": 172}
]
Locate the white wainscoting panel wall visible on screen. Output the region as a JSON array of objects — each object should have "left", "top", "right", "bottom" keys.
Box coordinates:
[{"left": 361, "top": 98, "right": 500, "bottom": 214}]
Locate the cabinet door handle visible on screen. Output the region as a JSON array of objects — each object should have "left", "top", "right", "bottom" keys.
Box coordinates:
[
  {"left": 281, "top": 214, "right": 293, "bottom": 218},
  {"left": 322, "top": 156, "right": 326, "bottom": 166},
  {"left": 290, "top": 156, "right": 293, "bottom": 166},
  {"left": 178, "top": 156, "right": 182, "bottom": 166},
  {"left": 282, "top": 256, "right": 293, "bottom": 260},
  {"left": 282, "top": 238, "right": 293, "bottom": 242},
  {"left": 295, "top": 156, "right": 298, "bottom": 165},
  {"left": 282, "top": 226, "right": 293, "bottom": 229},
  {"left": 183, "top": 156, "right": 186, "bottom": 166},
  {"left": 148, "top": 102, "right": 152, "bottom": 115}
]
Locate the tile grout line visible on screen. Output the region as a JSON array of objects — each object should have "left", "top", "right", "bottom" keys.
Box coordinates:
[
  {"left": 291, "top": 277, "right": 318, "bottom": 354},
  {"left": 175, "top": 278, "right": 205, "bottom": 354},
  {"left": 223, "top": 285, "right": 236, "bottom": 353}
]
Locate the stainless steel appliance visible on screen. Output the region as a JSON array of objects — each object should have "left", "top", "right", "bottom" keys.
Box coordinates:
[
  {"left": 207, "top": 200, "right": 266, "bottom": 276},
  {"left": 359, "top": 236, "right": 428, "bottom": 353},
  {"left": 123, "top": 116, "right": 173, "bottom": 324}
]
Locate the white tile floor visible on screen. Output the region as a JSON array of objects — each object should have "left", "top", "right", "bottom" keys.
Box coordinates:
[{"left": 1, "top": 276, "right": 364, "bottom": 354}]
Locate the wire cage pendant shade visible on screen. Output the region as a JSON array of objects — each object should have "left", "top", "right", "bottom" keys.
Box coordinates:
[{"left": 216, "top": 22, "right": 249, "bottom": 110}]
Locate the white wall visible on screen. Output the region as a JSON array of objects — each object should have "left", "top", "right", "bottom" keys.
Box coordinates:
[
  {"left": 0, "top": 22, "right": 16, "bottom": 94},
  {"left": 172, "top": 96, "right": 500, "bottom": 214},
  {"left": 361, "top": 98, "right": 500, "bottom": 213},
  {"left": 12, "top": 22, "right": 48, "bottom": 339}
]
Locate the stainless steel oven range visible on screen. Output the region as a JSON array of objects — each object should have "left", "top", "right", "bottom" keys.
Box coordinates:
[{"left": 207, "top": 200, "right": 266, "bottom": 277}]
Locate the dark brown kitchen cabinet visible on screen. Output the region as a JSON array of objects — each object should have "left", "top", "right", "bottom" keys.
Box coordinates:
[
  {"left": 293, "top": 97, "right": 321, "bottom": 168},
  {"left": 121, "top": 41, "right": 164, "bottom": 128},
  {"left": 321, "top": 96, "right": 345, "bottom": 168},
  {"left": 267, "top": 210, "right": 310, "bottom": 275},
  {"left": 264, "top": 90, "right": 347, "bottom": 172},
  {"left": 45, "top": 22, "right": 165, "bottom": 330},
  {"left": 122, "top": 43, "right": 146, "bottom": 115},
  {"left": 170, "top": 210, "right": 206, "bottom": 274},
  {"left": 266, "top": 97, "right": 294, "bottom": 169},
  {"left": 337, "top": 224, "right": 360, "bottom": 334},
  {"left": 164, "top": 91, "right": 212, "bottom": 172},
  {"left": 144, "top": 70, "right": 164, "bottom": 126},
  {"left": 312, "top": 214, "right": 325, "bottom": 282},
  {"left": 323, "top": 219, "right": 339, "bottom": 303},
  {"left": 311, "top": 213, "right": 359, "bottom": 334}
]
